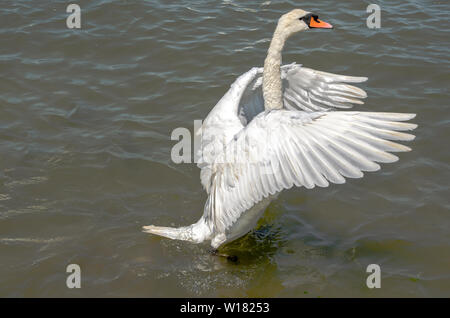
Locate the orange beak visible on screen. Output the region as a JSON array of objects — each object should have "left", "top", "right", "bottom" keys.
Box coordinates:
[{"left": 309, "top": 18, "right": 333, "bottom": 29}]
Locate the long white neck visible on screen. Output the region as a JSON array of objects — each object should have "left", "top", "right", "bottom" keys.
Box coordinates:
[{"left": 263, "top": 25, "right": 288, "bottom": 110}]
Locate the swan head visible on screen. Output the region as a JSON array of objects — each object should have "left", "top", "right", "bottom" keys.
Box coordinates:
[{"left": 277, "top": 9, "right": 333, "bottom": 38}]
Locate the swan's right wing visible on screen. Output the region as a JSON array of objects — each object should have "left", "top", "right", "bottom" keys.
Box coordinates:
[
  {"left": 197, "top": 67, "right": 263, "bottom": 193},
  {"left": 204, "top": 110, "right": 417, "bottom": 233},
  {"left": 238, "top": 63, "right": 368, "bottom": 123}
]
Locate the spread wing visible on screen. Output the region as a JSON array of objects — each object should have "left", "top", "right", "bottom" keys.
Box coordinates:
[
  {"left": 197, "top": 68, "right": 261, "bottom": 193},
  {"left": 203, "top": 110, "right": 417, "bottom": 233},
  {"left": 238, "top": 63, "right": 368, "bottom": 124},
  {"left": 198, "top": 65, "right": 369, "bottom": 193}
]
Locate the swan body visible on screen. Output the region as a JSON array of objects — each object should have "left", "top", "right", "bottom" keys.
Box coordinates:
[{"left": 143, "top": 9, "right": 417, "bottom": 249}]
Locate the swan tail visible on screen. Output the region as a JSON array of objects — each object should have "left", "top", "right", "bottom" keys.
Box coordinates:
[
  {"left": 142, "top": 225, "right": 188, "bottom": 241},
  {"left": 143, "top": 219, "right": 211, "bottom": 244}
]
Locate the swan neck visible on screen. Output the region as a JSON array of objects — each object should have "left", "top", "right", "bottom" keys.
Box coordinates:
[{"left": 263, "top": 27, "right": 287, "bottom": 110}]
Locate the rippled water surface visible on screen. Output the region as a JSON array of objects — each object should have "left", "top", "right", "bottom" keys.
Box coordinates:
[{"left": 0, "top": 0, "right": 449, "bottom": 297}]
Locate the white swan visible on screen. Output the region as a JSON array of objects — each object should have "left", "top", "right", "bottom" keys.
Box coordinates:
[{"left": 143, "top": 9, "right": 417, "bottom": 251}]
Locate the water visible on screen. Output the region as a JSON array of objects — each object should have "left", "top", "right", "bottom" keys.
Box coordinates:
[{"left": 0, "top": 0, "right": 449, "bottom": 297}]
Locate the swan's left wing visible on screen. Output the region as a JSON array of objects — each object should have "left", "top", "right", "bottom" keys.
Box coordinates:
[
  {"left": 238, "top": 63, "right": 368, "bottom": 124},
  {"left": 204, "top": 110, "right": 417, "bottom": 233},
  {"left": 282, "top": 63, "right": 368, "bottom": 112}
]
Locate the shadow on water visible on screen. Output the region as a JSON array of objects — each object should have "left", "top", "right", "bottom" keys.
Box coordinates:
[
  {"left": 215, "top": 200, "right": 290, "bottom": 264},
  {"left": 183, "top": 223, "right": 287, "bottom": 297},
  {"left": 219, "top": 223, "right": 286, "bottom": 265}
]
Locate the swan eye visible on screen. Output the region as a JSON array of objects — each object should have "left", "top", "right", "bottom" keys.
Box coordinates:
[
  {"left": 300, "top": 13, "right": 319, "bottom": 27},
  {"left": 300, "top": 13, "right": 312, "bottom": 23}
]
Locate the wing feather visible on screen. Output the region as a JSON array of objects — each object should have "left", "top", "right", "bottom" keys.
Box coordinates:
[
  {"left": 198, "top": 66, "right": 416, "bottom": 234},
  {"left": 238, "top": 63, "right": 369, "bottom": 124},
  {"left": 204, "top": 110, "right": 416, "bottom": 233}
]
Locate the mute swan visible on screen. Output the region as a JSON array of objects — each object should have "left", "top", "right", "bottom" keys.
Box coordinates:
[{"left": 143, "top": 9, "right": 417, "bottom": 252}]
